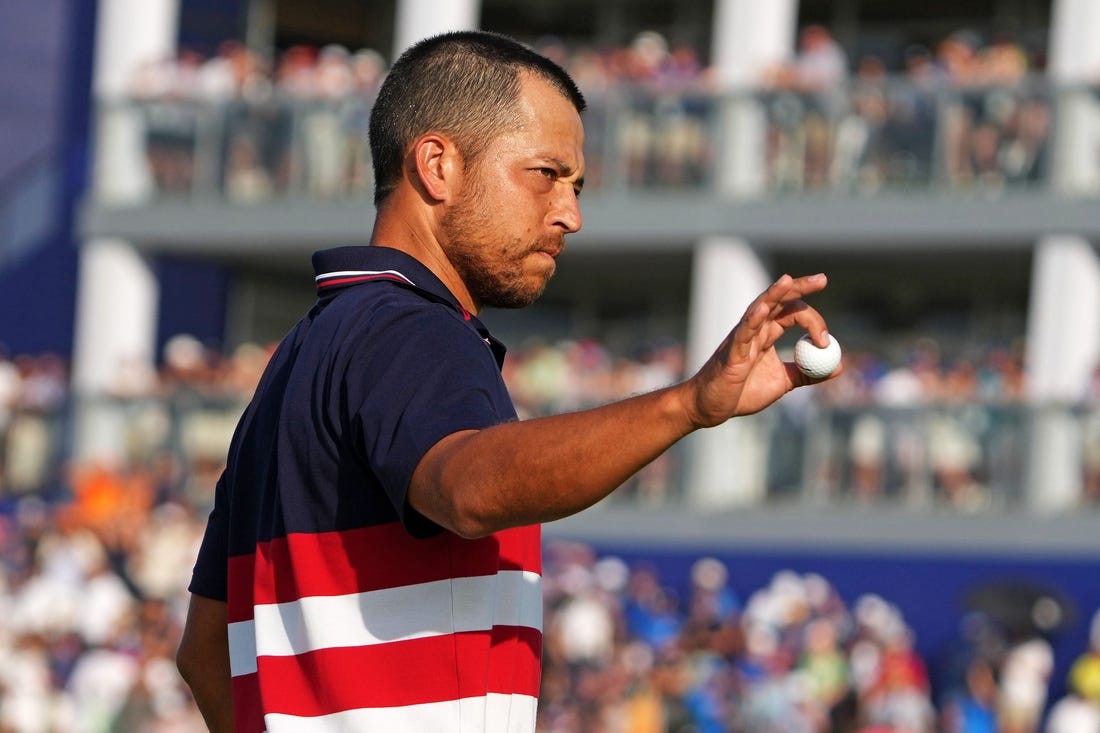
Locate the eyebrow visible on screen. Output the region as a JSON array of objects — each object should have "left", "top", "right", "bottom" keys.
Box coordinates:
[{"left": 550, "top": 158, "right": 585, "bottom": 191}]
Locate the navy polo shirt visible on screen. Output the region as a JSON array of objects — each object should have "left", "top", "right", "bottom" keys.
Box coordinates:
[{"left": 189, "top": 245, "right": 518, "bottom": 602}]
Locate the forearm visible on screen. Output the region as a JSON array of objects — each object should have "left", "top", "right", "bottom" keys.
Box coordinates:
[
  {"left": 186, "top": 668, "right": 233, "bottom": 733},
  {"left": 411, "top": 273, "right": 835, "bottom": 538},
  {"left": 410, "top": 382, "right": 698, "bottom": 537},
  {"left": 177, "top": 594, "right": 234, "bottom": 732}
]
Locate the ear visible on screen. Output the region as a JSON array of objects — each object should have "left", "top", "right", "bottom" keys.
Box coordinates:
[{"left": 411, "top": 134, "right": 461, "bottom": 203}]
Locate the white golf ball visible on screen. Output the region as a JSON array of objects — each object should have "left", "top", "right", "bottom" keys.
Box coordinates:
[{"left": 794, "top": 333, "right": 841, "bottom": 379}]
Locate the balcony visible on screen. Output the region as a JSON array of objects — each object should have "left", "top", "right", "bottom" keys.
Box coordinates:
[
  {"left": 6, "top": 390, "right": 1096, "bottom": 524},
  {"left": 81, "top": 76, "right": 1100, "bottom": 252},
  {"left": 66, "top": 75, "right": 1100, "bottom": 532}
]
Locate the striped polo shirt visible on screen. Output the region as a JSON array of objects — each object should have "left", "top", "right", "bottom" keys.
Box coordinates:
[{"left": 189, "top": 246, "right": 542, "bottom": 732}]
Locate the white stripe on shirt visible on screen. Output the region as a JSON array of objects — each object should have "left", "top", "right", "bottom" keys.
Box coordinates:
[
  {"left": 263, "top": 692, "right": 538, "bottom": 733},
  {"left": 314, "top": 269, "right": 414, "bottom": 284},
  {"left": 229, "top": 569, "right": 541, "bottom": 674}
]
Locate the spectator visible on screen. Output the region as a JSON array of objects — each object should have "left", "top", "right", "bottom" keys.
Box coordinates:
[
  {"left": 942, "top": 658, "right": 1000, "bottom": 732},
  {"left": 998, "top": 636, "right": 1055, "bottom": 733},
  {"left": 130, "top": 49, "right": 205, "bottom": 195},
  {"left": 301, "top": 44, "right": 356, "bottom": 196},
  {"left": 1061, "top": 608, "right": 1100, "bottom": 707},
  {"left": 765, "top": 25, "right": 850, "bottom": 189},
  {"left": 830, "top": 55, "right": 890, "bottom": 191},
  {"left": 766, "top": 24, "right": 850, "bottom": 94}
]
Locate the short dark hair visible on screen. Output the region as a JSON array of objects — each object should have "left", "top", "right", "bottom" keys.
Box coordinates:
[{"left": 368, "top": 30, "right": 586, "bottom": 205}]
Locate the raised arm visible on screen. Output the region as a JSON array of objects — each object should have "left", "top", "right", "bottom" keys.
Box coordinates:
[{"left": 408, "top": 272, "right": 834, "bottom": 538}]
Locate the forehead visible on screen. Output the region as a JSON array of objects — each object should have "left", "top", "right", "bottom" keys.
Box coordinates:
[{"left": 504, "top": 72, "right": 585, "bottom": 163}]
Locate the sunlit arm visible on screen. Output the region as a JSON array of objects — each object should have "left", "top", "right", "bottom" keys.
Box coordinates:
[{"left": 410, "top": 273, "right": 835, "bottom": 538}]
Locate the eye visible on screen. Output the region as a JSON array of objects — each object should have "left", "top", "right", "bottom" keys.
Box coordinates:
[{"left": 536, "top": 167, "right": 558, "bottom": 180}]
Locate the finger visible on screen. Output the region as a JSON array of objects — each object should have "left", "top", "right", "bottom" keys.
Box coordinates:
[
  {"left": 763, "top": 273, "right": 828, "bottom": 319},
  {"left": 731, "top": 300, "right": 771, "bottom": 359},
  {"left": 758, "top": 274, "right": 795, "bottom": 312},
  {"left": 735, "top": 273, "right": 828, "bottom": 351},
  {"left": 772, "top": 301, "right": 830, "bottom": 346},
  {"left": 786, "top": 358, "right": 844, "bottom": 387}
]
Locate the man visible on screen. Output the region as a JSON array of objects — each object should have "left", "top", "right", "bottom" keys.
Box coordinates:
[{"left": 176, "top": 30, "right": 836, "bottom": 732}]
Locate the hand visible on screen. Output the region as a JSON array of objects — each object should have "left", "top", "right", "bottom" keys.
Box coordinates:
[{"left": 681, "top": 273, "right": 835, "bottom": 428}]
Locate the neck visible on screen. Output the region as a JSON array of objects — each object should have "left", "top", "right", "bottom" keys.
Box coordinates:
[{"left": 369, "top": 197, "right": 480, "bottom": 315}]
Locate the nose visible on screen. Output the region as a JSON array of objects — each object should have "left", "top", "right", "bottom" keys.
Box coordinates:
[{"left": 551, "top": 187, "right": 583, "bottom": 234}]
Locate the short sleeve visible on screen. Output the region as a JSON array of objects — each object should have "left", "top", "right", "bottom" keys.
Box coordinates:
[
  {"left": 188, "top": 473, "right": 230, "bottom": 601},
  {"left": 350, "top": 301, "right": 516, "bottom": 527}
]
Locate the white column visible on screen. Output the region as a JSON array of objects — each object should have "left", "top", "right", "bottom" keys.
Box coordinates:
[
  {"left": 92, "top": 0, "right": 179, "bottom": 100},
  {"left": 710, "top": 0, "right": 798, "bottom": 88},
  {"left": 71, "top": 241, "right": 160, "bottom": 461},
  {"left": 1049, "top": 0, "right": 1100, "bottom": 194},
  {"left": 73, "top": 0, "right": 178, "bottom": 460},
  {"left": 1049, "top": 0, "right": 1100, "bottom": 84},
  {"left": 1024, "top": 237, "right": 1100, "bottom": 511},
  {"left": 1026, "top": 238, "right": 1100, "bottom": 403},
  {"left": 681, "top": 2, "right": 794, "bottom": 504},
  {"left": 73, "top": 240, "right": 160, "bottom": 394},
  {"left": 710, "top": 0, "right": 798, "bottom": 197},
  {"left": 1020, "top": 0, "right": 1100, "bottom": 511},
  {"left": 392, "top": 0, "right": 480, "bottom": 60},
  {"left": 684, "top": 238, "right": 772, "bottom": 508}
]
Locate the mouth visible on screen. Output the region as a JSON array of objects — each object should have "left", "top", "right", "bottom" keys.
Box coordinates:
[
  {"left": 535, "top": 241, "right": 565, "bottom": 260},
  {"left": 531, "top": 251, "right": 558, "bottom": 272}
]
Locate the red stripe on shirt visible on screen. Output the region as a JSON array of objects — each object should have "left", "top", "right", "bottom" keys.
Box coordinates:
[
  {"left": 253, "top": 626, "right": 542, "bottom": 717},
  {"left": 227, "top": 522, "right": 540, "bottom": 622},
  {"left": 232, "top": 672, "right": 265, "bottom": 733},
  {"left": 227, "top": 552, "right": 255, "bottom": 623},
  {"left": 315, "top": 274, "right": 410, "bottom": 290}
]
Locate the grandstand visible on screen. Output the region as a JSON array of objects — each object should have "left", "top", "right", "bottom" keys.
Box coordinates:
[{"left": 3, "top": 0, "right": 1100, "bottom": 730}]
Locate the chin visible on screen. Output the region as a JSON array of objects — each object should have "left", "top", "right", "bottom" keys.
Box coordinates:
[
  {"left": 491, "top": 290, "right": 544, "bottom": 310},
  {"left": 482, "top": 280, "right": 548, "bottom": 310}
]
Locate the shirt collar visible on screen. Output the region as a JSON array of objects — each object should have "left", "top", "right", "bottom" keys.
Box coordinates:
[
  {"left": 311, "top": 246, "right": 507, "bottom": 362},
  {"left": 312, "top": 245, "right": 453, "bottom": 302}
]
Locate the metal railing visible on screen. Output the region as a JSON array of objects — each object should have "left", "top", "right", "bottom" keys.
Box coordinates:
[
  {"left": 90, "top": 76, "right": 1100, "bottom": 205},
  {"left": 4, "top": 395, "right": 1097, "bottom": 515}
]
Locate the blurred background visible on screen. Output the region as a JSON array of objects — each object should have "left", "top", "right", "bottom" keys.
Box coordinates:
[{"left": 3, "top": 0, "right": 1100, "bottom": 730}]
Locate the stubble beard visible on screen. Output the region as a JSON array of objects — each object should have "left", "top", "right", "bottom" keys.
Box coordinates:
[{"left": 440, "top": 186, "right": 557, "bottom": 311}]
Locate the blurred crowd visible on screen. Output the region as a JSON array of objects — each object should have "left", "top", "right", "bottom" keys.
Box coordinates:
[
  {"left": 0, "top": 337, "right": 275, "bottom": 731},
  {"left": 504, "top": 336, "right": 1036, "bottom": 420},
  {"left": 0, "top": 480, "right": 205, "bottom": 731},
  {"left": 3, "top": 475, "right": 1100, "bottom": 733},
  {"left": 804, "top": 342, "right": 1100, "bottom": 511},
  {"left": 759, "top": 25, "right": 1050, "bottom": 193},
  {"left": 1, "top": 334, "right": 1099, "bottom": 512},
  {"left": 539, "top": 542, "right": 1100, "bottom": 733},
  {"left": 129, "top": 41, "right": 386, "bottom": 199},
  {"left": 0, "top": 335, "right": 1096, "bottom": 731},
  {"left": 502, "top": 335, "right": 1100, "bottom": 511},
  {"left": 112, "top": 22, "right": 1085, "bottom": 200}
]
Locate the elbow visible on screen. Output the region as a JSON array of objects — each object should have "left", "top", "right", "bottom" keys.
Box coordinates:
[
  {"left": 176, "top": 639, "right": 199, "bottom": 688},
  {"left": 176, "top": 609, "right": 222, "bottom": 691},
  {"left": 439, "top": 483, "right": 525, "bottom": 539},
  {"left": 451, "top": 524, "right": 491, "bottom": 540},
  {"left": 176, "top": 629, "right": 212, "bottom": 691},
  {"left": 442, "top": 500, "right": 503, "bottom": 540},
  {"left": 411, "top": 430, "right": 521, "bottom": 539},
  {"left": 409, "top": 485, "right": 500, "bottom": 539}
]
